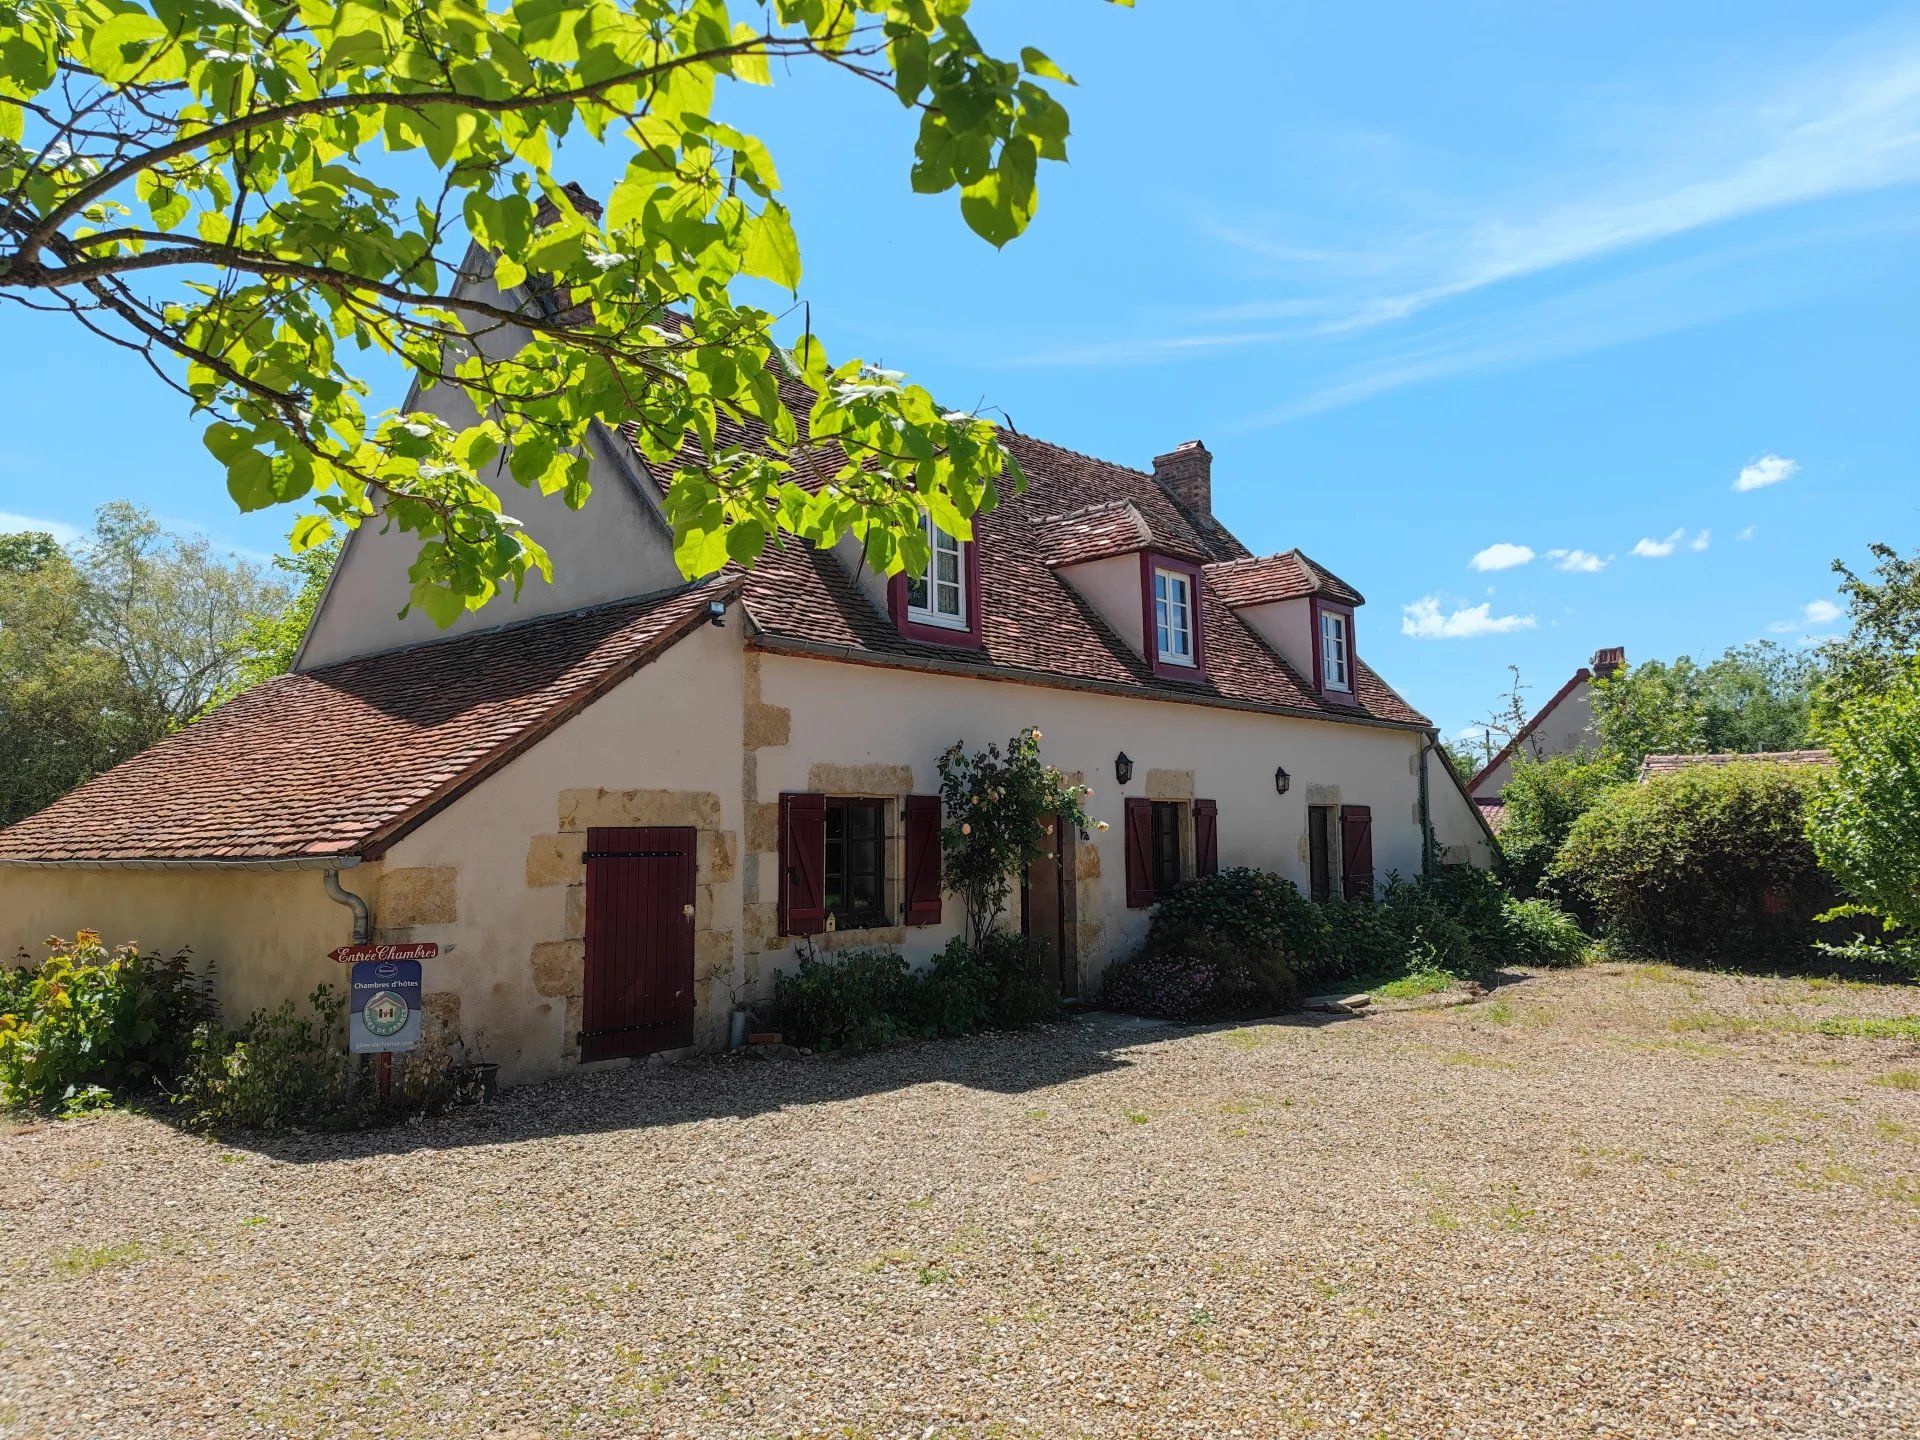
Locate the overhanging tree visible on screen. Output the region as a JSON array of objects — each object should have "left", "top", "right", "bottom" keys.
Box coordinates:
[{"left": 0, "top": 0, "right": 1120, "bottom": 622}]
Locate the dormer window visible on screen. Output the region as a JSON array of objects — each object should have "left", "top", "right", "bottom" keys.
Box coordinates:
[
  {"left": 889, "top": 513, "right": 984, "bottom": 650},
  {"left": 906, "top": 514, "right": 967, "bottom": 630},
  {"left": 1314, "top": 601, "right": 1354, "bottom": 694},
  {"left": 1154, "top": 566, "right": 1196, "bottom": 666},
  {"left": 1140, "top": 553, "right": 1206, "bottom": 681}
]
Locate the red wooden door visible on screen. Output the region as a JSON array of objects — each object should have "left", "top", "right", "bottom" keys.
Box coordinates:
[
  {"left": 1022, "top": 813, "right": 1073, "bottom": 998},
  {"left": 582, "top": 826, "right": 696, "bottom": 1061}
]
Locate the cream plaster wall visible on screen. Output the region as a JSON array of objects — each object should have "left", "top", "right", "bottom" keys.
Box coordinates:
[
  {"left": 298, "top": 261, "right": 685, "bottom": 670},
  {"left": 1470, "top": 676, "right": 1598, "bottom": 798},
  {"left": 1235, "top": 598, "right": 1314, "bottom": 680},
  {"left": 749, "top": 651, "right": 1434, "bottom": 992},
  {"left": 376, "top": 618, "right": 746, "bottom": 1083},
  {"left": 0, "top": 865, "right": 371, "bottom": 1027},
  {"left": 1053, "top": 553, "right": 1145, "bottom": 655}
]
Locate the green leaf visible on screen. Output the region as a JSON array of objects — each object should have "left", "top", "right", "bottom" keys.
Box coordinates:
[{"left": 740, "top": 203, "right": 801, "bottom": 290}]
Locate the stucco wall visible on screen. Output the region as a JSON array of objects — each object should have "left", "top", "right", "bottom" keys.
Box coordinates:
[
  {"left": 298, "top": 261, "right": 685, "bottom": 670},
  {"left": 747, "top": 650, "right": 1433, "bottom": 993},
  {"left": 1054, "top": 554, "right": 1145, "bottom": 654},
  {"left": 373, "top": 619, "right": 745, "bottom": 1082},
  {"left": 1235, "top": 598, "right": 1315, "bottom": 682},
  {"left": 0, "top": 865, "right": 370, "bottom": 1027},
  {"left": 1471, "top": 675, "right": 1597, "bottom": 798}
]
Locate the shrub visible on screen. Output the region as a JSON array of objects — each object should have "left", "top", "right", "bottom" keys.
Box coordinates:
[
  {"left": 1500, "top": 896, "right": 1590, "bottom": 967},
  {"left": 0, "top": 932, "right": 203, "bottom": 1113},
  {"left": 772, "top": 935, "right": 1064, "bottom": 1053},
  {"left": 1496, "top": 750, "right": 1630, "bottom": 897},
  {"left": 173, "top": 984, "right": 458, "bottom": 1132},
  {"left": 1550, "top": 761, "right": 1829, "bottom": 961},
  {"left": 1806, "top": 654, "right": 1920, "bottom": 978},
  {"left": 1099, "top": 937, "right": 1300, "bottom": 1022}
]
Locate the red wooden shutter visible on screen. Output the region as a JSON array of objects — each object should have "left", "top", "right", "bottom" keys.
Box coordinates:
[
  {"left": 1340, "top": 805, "right": 1374, "bottom": 900},
  {"left": 903, "top": 794, "right": 943, "bottom": 926},
  {"left": 1193, "top": 798, "right": 1219, "bottom": 878},
  {"left": 1124, "top": 797, "right": 1154, "bottom": 908},
  {"left": 779, "top": 792, "right": 826, "bottom": 935}
]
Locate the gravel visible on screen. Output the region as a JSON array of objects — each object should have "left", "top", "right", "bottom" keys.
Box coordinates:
[{"left": 4, "top": 960, "right": 1918, "bottom": 1438}]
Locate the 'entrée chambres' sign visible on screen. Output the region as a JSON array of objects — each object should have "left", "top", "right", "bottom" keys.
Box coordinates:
[{"left": 328, "top": 942, "right": 439, "bottom": 964}]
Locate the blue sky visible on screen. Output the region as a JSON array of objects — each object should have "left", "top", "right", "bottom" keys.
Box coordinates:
[{"left": 2, "top": 1, "right": 1916, "bottom": 748}]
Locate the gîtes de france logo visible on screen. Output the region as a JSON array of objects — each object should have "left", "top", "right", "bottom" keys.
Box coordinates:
[{"left": 361, "top": 990, "right": 411, "bottom": 1038}]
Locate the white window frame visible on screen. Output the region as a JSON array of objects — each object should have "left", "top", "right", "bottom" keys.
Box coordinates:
[
  {"left": 906, "top": 514, "right": 968, "bottom": 631},
  {"left": 1320, "top": 608, "right": 1352, "bottom": 692},
  {"left": 1154, "top": 566, "right": 1197, "bottom": 667}
]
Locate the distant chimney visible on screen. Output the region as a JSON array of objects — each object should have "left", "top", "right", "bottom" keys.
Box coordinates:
[
  {"left": 1590, "top": 645, "right": 1626, "bottom": 678},
  {"left": 534, "top": 181, "right": 604, "bottom": 229},
  {"left": 1153, "top": 440, "right": 1213, "bottom": 518}
]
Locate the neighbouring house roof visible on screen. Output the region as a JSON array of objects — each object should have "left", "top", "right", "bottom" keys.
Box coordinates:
[
  {"left": 1637, "top": 749, "right": 1833, "bottom": 782},
  {"left": 0, "top": 579, "right": 737, "bottom": 865},
  {"left": 1465, "top": 667, "right": 1592, "bottom": 799},
  {"left": 1201, "top": 550, "right": 1366, "bottom": 609},
  {"left": 730, "top": 427, "right": 1428, "bottom": 729},
  {"left": 1473, "top": 797, "right": 1508, "bottom": 834}
]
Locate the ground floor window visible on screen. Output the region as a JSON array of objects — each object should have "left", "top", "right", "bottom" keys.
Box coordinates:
[
  {"left": 1149, "top": 800, "right": 1183, "bottom": 896},
  {"left": 824, "top": 796, "right": 887, "bottom": 928},
  {"left": 1308, "top": 804, "right": 1334, "bottom": 901}
]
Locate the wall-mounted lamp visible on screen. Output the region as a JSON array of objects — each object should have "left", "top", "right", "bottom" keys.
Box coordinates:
[
  {"left": 1114, "top": 751, "right": 1134, "bottom": 786},
  {"left": 1274, "top": 765, "right": 1291, "bottom": 795},
  {"left": 706, "top": 599, "right": 728, "bottom": 627}
]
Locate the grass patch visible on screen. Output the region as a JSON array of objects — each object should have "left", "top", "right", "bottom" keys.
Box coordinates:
[
  {"left": 1809, "top": 1016, "right": 1920, "bottom": 1040},
  {"left": 1123, "top": 1109, "right": 1151, "bottom": 1125},
  {"left": 1673, "top": 1011, "right": 1920, "bottom": 1041},
  {"left": 1367, "top": 967, "right": 1452, "bottom": 1001},
  {"left": 1872, "top": 1070, "right": 1920, "bottom": 1091},
  {"left": 1482, "top": 999, "right": 1516, "bottom": 1026},
  {"left": 52, "top": 1240, "right": 147, "bottom": 1276}
]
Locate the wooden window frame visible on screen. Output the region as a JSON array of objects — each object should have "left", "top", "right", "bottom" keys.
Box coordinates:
[
  {"left": 822, "top": 795, "right": 889, "bottom": 930},
  {"left": 889, "top": 521, "right": 984, "bottom": 650},
  {"left": 1309, "top": 597, "right": 1356, "bottom": 697},
  {"left": 1140, "top": 552, "right": 1207, "bottom": 682}
]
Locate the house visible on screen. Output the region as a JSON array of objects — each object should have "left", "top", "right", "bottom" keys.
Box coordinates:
[
  {"left": 0, "top": 298, "right": 1494, "bottom": 1085},
  {"left": 1637, "top": 750, "right": 1832, "bottom": 782},
  {"left": 1466, "top": 646, "right": 1626, "bottom": 829}
]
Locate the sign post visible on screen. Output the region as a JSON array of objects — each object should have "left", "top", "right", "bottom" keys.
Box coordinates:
[{"left": 349, "top": 958, "right": 423, "bottom": 1102}]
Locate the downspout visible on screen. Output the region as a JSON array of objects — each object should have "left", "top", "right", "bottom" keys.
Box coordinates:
[
  {"left": 1417, "top": 730, "right": 1436, "bottom": 875},
  {"left": 324, "top": 864, "right": 371, "bottom": 944}
]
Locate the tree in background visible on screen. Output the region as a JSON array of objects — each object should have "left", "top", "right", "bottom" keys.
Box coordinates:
[
  {"left": 0, "top": 0, "right": 1120, "bottom": 624},
  {"left": 1817, "top": 542, "right": 1920, "bottom": 717},
  {"left": 0, "top": 506, "right": 288, "bottom": 823},
  {"left": 215, "top": 541, "right": 342, "bottom": 706},
  {"left": 1590, "top": 642, "right": 1820, "bottom": 773}
]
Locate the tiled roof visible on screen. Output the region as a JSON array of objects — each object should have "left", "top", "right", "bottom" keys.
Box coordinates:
[
  {"left": 1032, "top": 499, "right": 1212, "bottom": 568},
  {"left": 1637, "top": 749, "right": 1833, "bottom": 782},
  {"left": 1202, "top": 550, "right": 1366, "bottom": 608},
  {"left": 730, "top": 429, "right": 1427, "bottom": 729},
  {"left": 0, "top": 580, "right": 736, "bottom": 864},
  {"left": 1473, "top": 798, "right": 1509, "bottom": 834}
]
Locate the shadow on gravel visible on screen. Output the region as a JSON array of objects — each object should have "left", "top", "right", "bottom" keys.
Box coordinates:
[{"left": 183, "top": 1006, "right": 1360, "bottom": 1164}]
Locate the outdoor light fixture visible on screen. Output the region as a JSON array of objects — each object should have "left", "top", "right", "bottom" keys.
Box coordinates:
[
  {"left": 706, "top": 599, "right": 728, "bottom": 627},
  {"left": 1114, "top": 752, "right": 1134, "bottom": 785},
  {"left": 1274, "top": 765, "right": 1291, "bottom": 795}
]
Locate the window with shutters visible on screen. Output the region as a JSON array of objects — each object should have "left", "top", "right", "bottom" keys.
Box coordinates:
[
  {"left": 1149, "top": 801, "right": 1183, "bottom": 896},
  {"left": 1192, "top": 798, "right": 1219, "bottom": 878},
  {"left": 823, "top": 797, "right": 887, "bottom": 928},
  {"left": 1308, "top": 804, "right": 1334, "bottom": 901}
]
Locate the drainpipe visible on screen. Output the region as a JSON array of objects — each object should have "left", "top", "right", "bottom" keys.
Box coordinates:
[
  {"left": 324, "top": 864, "right": 371, "bottom": 944},
  {"left": 1417, "top": 731, "right": 1436, "bottom": 875}
]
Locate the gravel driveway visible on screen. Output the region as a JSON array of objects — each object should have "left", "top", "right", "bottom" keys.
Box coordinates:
[{"left": 4, "top": 961, "right": 1918, "bottom": 1439}]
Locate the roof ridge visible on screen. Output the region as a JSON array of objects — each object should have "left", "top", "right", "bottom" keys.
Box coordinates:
[
  {"left": 1030, "top": 496, "right": 1139, "bottom": 525},
  {"left": 1002, "top": 428, "right": 1154, "bottom": 480},
  {"left": 304, "top": 576, "right": 737, "bottom": 677}
]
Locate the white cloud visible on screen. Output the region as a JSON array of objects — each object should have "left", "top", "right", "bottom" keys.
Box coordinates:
[
  {"left": 1632, "top": 527, "right": 1688, "bottom": 558},
  {"left": 1401, "top": 594, "right": 1538, "bottom": 640},
  {"left": 1734, "top": 454, "right": 1799, "bottom": 492},
  {"left": 1767, "top": 598, "right": 1846, "bottom": 633},
  {"left": 1470, "top": 542, "right": 1535, "bottom": 572},
  {"left": 1737, "top": 524, "right": 1758, "bottom": 541},
  {"left": 1545, "top": 548, "right": 1610, "bottom": 573},
  {"left": 0, "top": 511, "right": 81, "bottom": 546},
  {"left": 1691, "top": 529, "right": 1713, "bottom": 552}
]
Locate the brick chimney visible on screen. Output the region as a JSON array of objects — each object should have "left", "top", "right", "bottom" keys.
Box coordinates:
[
  {"left": 1590, "top": 645, "right": 1626, "bottom": 678},
  {"left": 534, "top": 181, "right": 604, "bottom": 229},
  {"left": 1152, "top": 440, "right": 1213, "bottom": 518}
]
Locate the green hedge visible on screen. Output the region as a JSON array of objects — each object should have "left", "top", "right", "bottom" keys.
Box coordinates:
[
  {"left": 1550, "top": 760, "right": 1830, "bottom": 961},
  {"left": 772, "top": 934, "right": 1062, "bottom": 1053}
]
